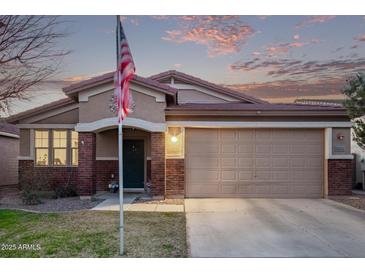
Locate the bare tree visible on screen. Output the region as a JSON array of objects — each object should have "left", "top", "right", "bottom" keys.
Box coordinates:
[{"left": 0, "top": 16, "right": 69, "bottom": 113}]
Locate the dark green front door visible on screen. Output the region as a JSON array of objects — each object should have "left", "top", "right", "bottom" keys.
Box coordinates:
[{"left": 123, "top": 140, "right": 144, "bottom": 188}]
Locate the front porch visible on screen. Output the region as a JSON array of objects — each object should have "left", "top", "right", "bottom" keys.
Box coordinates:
[{"left": 78, "top": 125, "right": 166, "bottom": 198}]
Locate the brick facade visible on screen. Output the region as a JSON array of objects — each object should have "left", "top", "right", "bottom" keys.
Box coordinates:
[
  {"left": 78, "top": 132, "right": 96, "bottom": 196},
  {"left": 328, "top": 159, "right": 353, "bottom": 195},
  {"left": 150, "top": 132, "right": 165, "bottom": 197},
  {"left": 18, "top": 160, "right": 78, "bottom": 191},
  {"left": 95, "top": 160, "right": 118, "bottom": 191},
  {"left": 166, "top": 158, "right": 185, "bottom": 198}
]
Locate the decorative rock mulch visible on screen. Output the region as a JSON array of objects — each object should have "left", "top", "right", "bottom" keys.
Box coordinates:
[
  {"left": 330, "top": 194, "right": 365, "bottom": 211},
  {"left": 0, "top": 195, "right": 104, "bottom": 213}
]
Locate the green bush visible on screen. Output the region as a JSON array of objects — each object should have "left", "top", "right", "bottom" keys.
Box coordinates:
[
  {"left": 21, "top": 188, "right": 41, "bottom": 205},
  {"left": 52, "top": 184, "right": 78, "bottom": 199}
]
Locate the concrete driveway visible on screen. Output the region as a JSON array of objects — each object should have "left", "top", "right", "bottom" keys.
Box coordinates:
[{"left": 185, "top": 198, "right": 365, "bottom": 257}]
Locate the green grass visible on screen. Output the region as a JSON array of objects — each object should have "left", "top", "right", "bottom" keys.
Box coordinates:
[{"left": 0, "top": 210, "right": 187, "bottom": 258}]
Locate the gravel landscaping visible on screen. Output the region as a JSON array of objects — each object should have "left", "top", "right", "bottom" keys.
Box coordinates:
[
  {"left": 0, "top": 195, "right": 103, "bottom": 213},
  {"left": 330, "top": 193, "right": 365, "bottom": 211}
]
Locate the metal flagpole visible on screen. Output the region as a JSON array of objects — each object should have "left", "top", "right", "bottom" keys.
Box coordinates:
[
  {"left": 118, "top": 122, "right": 124, "bottom": 255},
  {"left": 116, "top": 15, "right": 124, "bottom": 256}
]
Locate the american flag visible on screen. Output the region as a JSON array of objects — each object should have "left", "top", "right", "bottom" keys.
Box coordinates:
[{"left": 115, "top": 16, "right": 135, "bottom": 122}]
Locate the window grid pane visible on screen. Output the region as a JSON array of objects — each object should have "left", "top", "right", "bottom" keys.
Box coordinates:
[
  {"left": 71, "top": 131, "right": 78, "bottom": 148},
  {"left": 71, "top": 148, "right": 78, "bottom": 166},
  {"left": 35, "top": 148, "right": 48, "bottom": 166},
  {"left": 53, "top": 130, "right": 67, "bottom": 166},
  {"left": 53, "top": 148, "right": 67, "bottom": 166},
  {"left": 53, "top": 130, "right": 67, "bottom": 148},
  {"left": 35, "top": 130, "right": 49, "bottom": 148}
]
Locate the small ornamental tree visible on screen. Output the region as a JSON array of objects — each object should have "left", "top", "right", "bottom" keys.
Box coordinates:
[{"left": 343, "top": 73, "right": 365, "bottom": 150}]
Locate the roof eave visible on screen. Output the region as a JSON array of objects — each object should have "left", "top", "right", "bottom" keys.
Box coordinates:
[{"left": 165, "top": 109, "right": 349, "bottom": 117}]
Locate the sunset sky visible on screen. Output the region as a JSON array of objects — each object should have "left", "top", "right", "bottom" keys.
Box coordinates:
[{"left": 7, "top": 15, "right": 365, "bottom": 114}]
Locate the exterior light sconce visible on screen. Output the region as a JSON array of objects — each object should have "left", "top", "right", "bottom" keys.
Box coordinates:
[
  {"left": 166, "top": 127, "right": 184, "bottom": 159},
  {"left": 171, "top": 135, "right": 178, "bottom": 143}
]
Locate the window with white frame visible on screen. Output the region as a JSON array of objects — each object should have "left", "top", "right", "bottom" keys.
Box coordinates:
[
  {"left": 71, "top": 131, "right": 78, "bottom": 166},
  {"left": 53, "top": 130, "right": 67, "bottom": 166},
  {"left": 34, "top": 129, "right": 78, "bottom": 166},
  {"left": 35, "top": 130, "right": 49, "bottom": 166}
]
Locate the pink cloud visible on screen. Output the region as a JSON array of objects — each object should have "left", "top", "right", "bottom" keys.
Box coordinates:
[
  {"left": 295, "top": 16, "right": 336, "bottom": 28},
  {"left": 162, "top": 16, "right": 255, "bottom": 57}
]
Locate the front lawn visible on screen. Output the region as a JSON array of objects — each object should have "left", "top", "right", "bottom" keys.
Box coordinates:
[{"left": 0, "top": 210, "right": 187, "bottom": 258}]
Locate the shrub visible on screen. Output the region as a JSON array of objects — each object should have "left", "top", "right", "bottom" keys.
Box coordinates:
[
  {"left": 21, "top": 187, "right": 41, "bottom": 205},
  {"left": 52, "top": 184, "right": 77, "bottom": 199}
]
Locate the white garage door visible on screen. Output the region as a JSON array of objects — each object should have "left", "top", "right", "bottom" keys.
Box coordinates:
[{"left": 185, "top": 128, "right": 324, "bottom": 198}]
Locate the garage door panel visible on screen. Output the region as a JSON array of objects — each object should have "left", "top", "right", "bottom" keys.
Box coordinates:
[
  {"left": 272, "top": 158, "right": 290, "bottom": 168},
  {"left": 221, "top": 129, "right": 237, "bottom": 141},
  {"left": 272, "top": 144, "right": 290, "bottom": 154},
  {"left": 238, "top": 158, "right": 254, "bottom": 168},
  {"left": 185, "top": 128, "right": 323, "bottom": 198},
  {"left": 221, "top": 158, "right": 236, "bottom": 168},
  {"left": 255, "top": 129, "right": 272, "bottom": 140},
  {"left": 187, "top": 143, "right": 219, "bottom": 154},
  {"left": 255, "top": 144, "right": 271, "bottom": 154},
  {"left": 221, "top": 170, "right": 237, "bottom": 181},
  {"left": 221, "top": 184, "right": 237, "bottom": 194},
  {"left": 255, "top": 158, "right": 271, "bottom": 168},
  {"left": 238, "top": 144, "right": 254, "bottom": 153},
  {"left": 187, "top": 157, "right": 219, "bottom": 168},
  {"left": 222, "top": 144, "right": 236, "bottom": 153},
  {"left": 188, "top": 169, "right": 220, "bottom": 181},
  {"left": 238, "top": 130, "right": 254, "bottom": 140},
  {"left": 239, "top": 170, "right": 254, "bottom": 180}
]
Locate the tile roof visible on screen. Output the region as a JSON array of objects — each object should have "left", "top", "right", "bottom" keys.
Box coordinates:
[
  {"left": 149, "top": 70, "right": 268, "bottom": 104},
  {"left": 166, "top": 102, "right": 346, "bottom": 112},
  {"left": 6, "top": 97, "right": 75, "bottom": 123},
  {"left": 63, "top": 72, "right": 177, "bottom": 95},
  {"left": 0, "top": 123, "right": 19, "bottom": 136}
]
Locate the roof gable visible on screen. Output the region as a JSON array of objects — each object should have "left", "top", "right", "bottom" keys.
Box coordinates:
[
  {"left": 149, "top": 70, "right": 267, "bottom": 104},
  {"left": 63, "top": 72, "right": 177, "bottom": 98}
]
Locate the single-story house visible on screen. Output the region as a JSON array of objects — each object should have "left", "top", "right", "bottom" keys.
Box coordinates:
[{"left": 7, "top": 70, "right": 353, "bottom": 199}]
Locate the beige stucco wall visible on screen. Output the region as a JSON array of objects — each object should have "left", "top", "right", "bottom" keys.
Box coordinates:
[
  {"left": 177, "top": 89, "right": 228, "bottom": 104},
  {"left": 332, "top": 127, "right": 351, "bottom": 155},
  {"left": 34, "top": 108, "right": 79, "bottom": 124},
  {"left": 0, "top": 135, "right": 19, "bottom": 186},
  {"left": 79, "top": 89, "right": 166, "bottom": 123},
  {"left": 96, "top": 128, "right": 151, "bottom": 158},
  {"left": 19, "top": 129, "right": 31, "bottom": 157}
]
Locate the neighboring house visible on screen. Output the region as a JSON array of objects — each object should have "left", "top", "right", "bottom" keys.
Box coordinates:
[
  {"left": 6, "top": 70, "right": 353, "bottom": 199},
  {"left": 0, "top": 123, "right": 19, "bottom": 194}
]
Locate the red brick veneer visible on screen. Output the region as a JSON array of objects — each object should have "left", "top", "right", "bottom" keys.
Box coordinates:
[
  {"left": 78, "top": 132, "right": 96, "bottom": 196},
  {"left": 151, "top": 132, "right": 165, "bottom": 196},
  {"left": 166, "top": 158, "right": 185, "bottom": 198},
  {"left": 95, "top": 160, "right": 118, "bottom": 191},
  {"left": 18, "top": 160, "right": 78, "bottom": 191},
  {"left": 328, "top": 159, "right": 353, "bottom": 195}
]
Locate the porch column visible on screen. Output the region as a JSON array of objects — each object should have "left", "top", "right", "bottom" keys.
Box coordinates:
[
  {"left": 78, "top": 132, "right": 96, "bottom": 198},
  {"left": 150, "top": 132, "right": 165, "bottom": 197}
]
